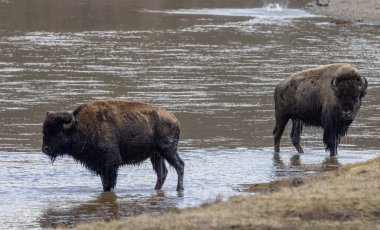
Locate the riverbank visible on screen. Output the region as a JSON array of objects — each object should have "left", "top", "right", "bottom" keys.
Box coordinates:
[
  {"left": 74, "top": 156, "right": 380, "bottom": 229},
  {"left": 306, "top": 0, "right": 380, "bottom": 22}
]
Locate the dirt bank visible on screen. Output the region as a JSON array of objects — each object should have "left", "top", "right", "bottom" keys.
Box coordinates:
[
  {"left": 306, "top": 0, "right": 380, "bottom": 22},
  {"left": 73, "top": 156, "right": 380, "bottom": 230}
]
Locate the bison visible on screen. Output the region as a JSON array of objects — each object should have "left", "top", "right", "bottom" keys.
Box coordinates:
[
  {"left": 273, "top": 63, "right": 368, "bottom": 156},
  {"left": 42, "top": 99, "right": 184, "bottom": 192}
]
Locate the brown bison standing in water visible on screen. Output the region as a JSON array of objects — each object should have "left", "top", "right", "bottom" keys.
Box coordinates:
[
  {"left": 273, "top": 63, "right": 368, "bottom": 156},
  {"left": 42, "top": 99, "right": 184, "bottom": 192}
]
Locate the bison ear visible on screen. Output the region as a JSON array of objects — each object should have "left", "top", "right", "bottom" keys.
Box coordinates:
[
  {"left": 62, "top": 112, "right": 76, "bottom": 131},
  {"left": 330, "top": 77, "right": 338, "bottom": 92}
]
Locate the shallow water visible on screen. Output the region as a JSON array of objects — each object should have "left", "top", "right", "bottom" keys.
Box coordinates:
[{"left": 0, "top": 0, "right": 380, "bottom": 229}]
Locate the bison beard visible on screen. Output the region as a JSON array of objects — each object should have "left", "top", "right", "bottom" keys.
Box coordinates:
[
  {"left": 42, "top": 99, "right": 184, "bottom": 192},
  {"left": 273, "top": 63, "right": 368, "bottom": 156}
]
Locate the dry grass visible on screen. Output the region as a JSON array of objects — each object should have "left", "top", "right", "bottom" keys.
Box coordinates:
[
  {"left": 74, "top": 157, "right": 380, "bottom": 230},
  {"left": 242, "top": 177, "right": 305, "bottom": 193}
]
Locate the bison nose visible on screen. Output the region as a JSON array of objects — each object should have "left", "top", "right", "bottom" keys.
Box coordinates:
[
  {"left": 42, "top": 145, "right": 50, "bottom": 154},
  {"left": 341, "top": 111, "right": 354, "bottom": 120}
]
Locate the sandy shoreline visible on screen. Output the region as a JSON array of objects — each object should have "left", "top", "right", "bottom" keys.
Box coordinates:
[{"left": 305, "top": 0, "right": 380, "bottom": 22}]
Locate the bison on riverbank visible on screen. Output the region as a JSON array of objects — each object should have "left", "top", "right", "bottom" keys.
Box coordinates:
[
  {"left": 42, "top": 99, "right": 184, "bottom": 192},
  {"left": 273, "top": 63, "right": 368, "bottom": 156}
]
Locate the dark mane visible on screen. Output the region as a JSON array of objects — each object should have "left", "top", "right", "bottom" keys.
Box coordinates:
[{"left": 335, "top": 72, "right": 363, "bottom": 85}]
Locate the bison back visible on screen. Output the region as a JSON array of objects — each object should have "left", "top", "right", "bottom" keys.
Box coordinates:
[{"left": 74, "top": 99, "right": 179, "bottom": 164}]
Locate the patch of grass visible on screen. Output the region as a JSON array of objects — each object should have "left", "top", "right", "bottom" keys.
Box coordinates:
[{"left": 73, "top": 157, "right": 380, "bottom": 230}]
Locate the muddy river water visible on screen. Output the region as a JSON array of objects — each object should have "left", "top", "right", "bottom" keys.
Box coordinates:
[{"left": 0, "top": 0, "right": 380, "bottom": 228}]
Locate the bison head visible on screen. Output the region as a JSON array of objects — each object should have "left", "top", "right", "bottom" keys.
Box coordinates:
[
  {"left": 42, "top": 112, "right": 76, "bottom": 162},
  {"left": 330, "top": 73, "right": 368, "bottom": 122}
]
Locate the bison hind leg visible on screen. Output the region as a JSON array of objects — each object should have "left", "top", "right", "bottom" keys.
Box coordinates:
[
  {"left": 158, "top": 143, "right": 184, "bottom": 191},
  {"left": 273, "top": 116, "right": 289, "bottom": 153},
  {"left": 163, "top": 150, "right": 184, "bottom": 191},
  {"left": 290, "top": 119, "right": 304, "bottom": 153},
  {"left": 150, "top": 153, "right": 168, "bottom": 190}
]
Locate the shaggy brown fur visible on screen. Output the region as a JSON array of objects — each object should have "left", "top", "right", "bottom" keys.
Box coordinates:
[
  {"left": 273, "top": 63, "right": 367, "bottom": 156},
  {"left": 42, "top": 99, "right": 184, "bottom": 192}
]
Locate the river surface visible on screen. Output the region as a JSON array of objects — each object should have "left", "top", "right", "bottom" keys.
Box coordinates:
[{"left": 0, "top": 0, "right": 380, "bottom": 229}]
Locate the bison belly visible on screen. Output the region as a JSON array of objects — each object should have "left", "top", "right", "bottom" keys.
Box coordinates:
[{"left": 118, "top": 129, "right": 156, "bottom": 164}]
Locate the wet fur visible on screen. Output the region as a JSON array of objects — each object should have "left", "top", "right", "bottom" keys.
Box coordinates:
[
  {"left": 273, "top": 63, "right": 367, "bottom": 156},
  {"left": 42, "top": 99, "right": 184, "bottom": 192}
]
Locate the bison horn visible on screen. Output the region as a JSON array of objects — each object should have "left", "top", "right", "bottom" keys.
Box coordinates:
[
  {"left": 63, "top": 112, "right": 76, "bottom": 130},
  {"left": 330, "top": 77, "right": 338, "bottom": 92},
  {"left": 358, "top": 75, "right": 368, "bottom": 91}
]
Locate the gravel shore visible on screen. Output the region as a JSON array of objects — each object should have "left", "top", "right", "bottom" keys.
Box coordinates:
[{"left": 306, "top": 0, "right": 380, "bottom": 22}]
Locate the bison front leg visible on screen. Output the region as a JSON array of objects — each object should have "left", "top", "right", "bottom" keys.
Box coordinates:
[
  {"left": 100, "top": 153, "right": 122, "bottom": 192},
  {"left": 323, "top": 128, "right": 339, "bottom": 157},
  {"left": 150, "top": 153, "right": 168, "bottom": 190},
  {"left": 100, "top": 168, "right": 118, "bottom": 192}
]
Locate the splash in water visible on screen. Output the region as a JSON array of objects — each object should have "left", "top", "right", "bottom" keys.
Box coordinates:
[
  {"left": 265, "top": 3, "right": 284, "bottom": 12},
  {"left": 144, "top": 4, "right": 317, "bottom": 20}
]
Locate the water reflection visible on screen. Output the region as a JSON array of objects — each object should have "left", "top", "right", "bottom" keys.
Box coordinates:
[
  {"left": 272, "top": 152, "right": 341, "bottom": 177},
  {"left": 321, "top": 156, "right": 341, "bottom": 171},
  {"left": 289, "top": 154, "right": 301, "bottom": 167},
  {"left": 272, "top": 153, "right": 302, "bottom": 169},
  {"left": 39, "top": 190, "right": 179, "bottom": 228}
]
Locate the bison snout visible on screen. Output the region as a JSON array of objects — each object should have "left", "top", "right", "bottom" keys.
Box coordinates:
[
  {"left": 341, "top": 110, "right": 355, "bottom": 121},
  {"left": 42, "top": 145, "right": 51, "bottom": 154}
]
